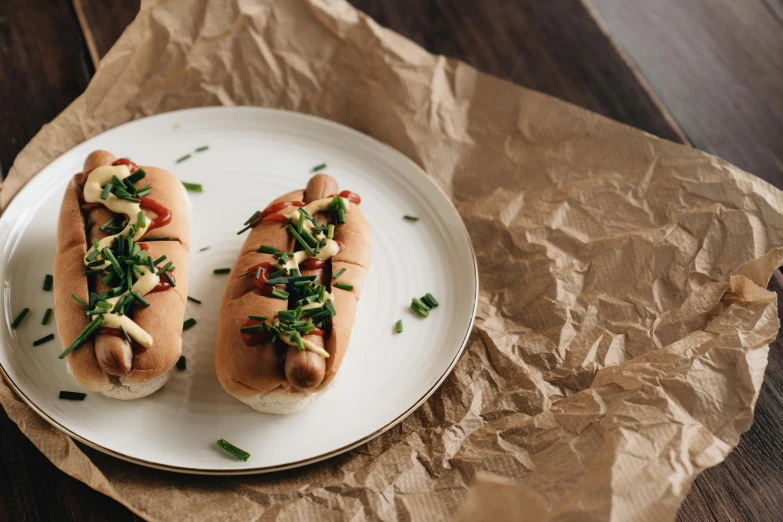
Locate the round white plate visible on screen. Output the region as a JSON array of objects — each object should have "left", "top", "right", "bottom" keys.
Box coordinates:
[{"left": 0, "top": 107, "right": 477, "bottom": 474}]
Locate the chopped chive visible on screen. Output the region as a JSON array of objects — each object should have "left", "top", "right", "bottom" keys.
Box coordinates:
[
  {"left": 240, "top": 324, "right": 266, "bottom": 333},
  {"left": 199, "top": 246, "right": 210, "bottom": 251},
  {"left": 42, "top": 274, "right": 53, "bottom": 291},
  {"left": 102, "top": 248, "right": 123, "bottom": 276},
  {"left": 324, "top": 299, "right": 337, "bottom": 316},
  {"left": 131, "top": 292, "right": 150, "bottom": 307},
  {"left": 71, "top": 294, "right": 89, "bottom": 310},
  {"left": 244, "top": 211, "right": 261, "bottom": 226},
  {"left": 187, "top": 296, "right": 201, "bottom": 304},
  {"left": 335, "top": 282, "right": 353, "bottom": 291},
  {"left": 300, "top": 228, "right": 319, "bottom": 248},
  {"left": 217, "top": 439, "right": 250, "bottom": 461},
  {"left": 311, "top": 163, "right": 327, "bottom": 172},
  {"left": 333, "top": 268, "right": 346, "bottom": 279},
  {"left": 182, "top": 181, "right": 203, "bottom": 192},
  {"left": 11, "top": 308, "right": 30, "bottom": 329},
  {"left": 423, "top": 293, "right": 440, "bottom": 308},
  {"left": 120, "top": 325, "right": 132, "bottom": 344},
  {"left": 287, "top": 225, "right": 315, "bottom": 256},
  {"left": 258, "top": 245, "right": 276, "bottom": 254},
  {"left": 410, "top": 298, "right": 430, "bottom": 318},
  {"left": 255, "top": 266, "right": 262, "bottom": 280},
  {"left": 176, "top": 356, "right": 186, "bottom": 370},
  {"left": 403, "top": 215, "right": 419, "bottom": 222},
  {"left": 58, "top": 391, "right": 86, "bottom": 401},
  {"left": 269, "top": 268, "right": 288, "bottom": 278},
  {"left": 337, "top": 208, "right": 346, "bottom": 224},
  {"left": 136, "top": 189, "right": 151, "bottom": 198},
  {"left": 126, "top": 168, "right": 146, "bottom": 184},
  {"left": 157, "top": 261, "right": 174, "bottom": 275},
  {"left": 237, "top": 216, "right": 261, "bottom": 235},
  {"left": 271, "top": 288, "right": 289, "bottom": 300},
  {"left": 395, "top": 319, "right": 403, "bottom": 333},
  {"left": 213, "top": 268, "right": 231, "bottom": 274},
  {"left": 138, "top": 210, "right": 147, "bottom": 228},
  {"left": 412, "top": 297, "right": 430, "bottom": 311},
  {"left": 96, "top": 301, "right": 112, "bottom": 309},
  {"left": 100, "top": 184, "right": 112, "bottom": 200},
  {"left": 195, "top": 145, "right": 209, "bottom": 152},
  {"left": 176, "top": 154, "right": 191, "bottom": 163},
  {"left": 296, "top": 212, "right": 304, "bottom": 235},
  {"left": 147, "top": 256, "right": 157, "bottom": 273},
  {"left": 143, "top": 237, "right": 171, "bottom": 242},
  {"left": 33, "top": 334, "right": 55, "bottom": 346},
  {"left": 86, "top": 250, "right": 102, "bottom": 263},
  {"left": 76, "top": 181, "right": 83, "bottom": 192},
  {"left": 59, "top": 316, "right": 104, "bottom": 359},
  {"left": 163, "top": 271, "right": 176, "bottom": 287},
  {"left": 183, "top": 318, "right": 197, "bottom": 331},
  {"left": 99, "top": 215, "right": 118, "bottom": 231},
  {"left": 85, "top": 218, "right": 93, "bottom": 229},
  {"left": 41, "top": 308, "right": 53, "bottom": 326},
  {"left": 248, "top": 315, "right": 267, "bottom": 321}
]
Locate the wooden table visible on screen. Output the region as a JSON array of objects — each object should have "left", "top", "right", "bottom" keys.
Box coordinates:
[{"left": 1, "top": 1, "right": 782, "bottom": 520}]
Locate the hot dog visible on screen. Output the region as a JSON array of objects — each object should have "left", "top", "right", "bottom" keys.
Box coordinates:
[
  {"left": 215, "top": 174, "right": 370, "bottom": 414},
  {"left": 53, "top": 150, "right": 190, "bottom": 399}
]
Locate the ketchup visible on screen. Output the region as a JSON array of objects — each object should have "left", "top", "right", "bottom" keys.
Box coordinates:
[
  {"left": 261, "top": 213, "right": 288, "bottom": 224},
  {"left": 241, "top": 319, "right": 273, "bottom": 346},
  {"left": 307, "top": 327, "right": 325, "bottom": 337},
  {"left": 139, "top": 197, "right": 172, "bottom": 231},
  {"left": 300, "top": 258, "right": 325, "bottom": 270},
  {"left": 137, "top": 243, "right": 175, "bottom": 292},
  {"left": 248, "top": 201, "right": 305, "bottom": 228},
  {"left": 112, "top": 158, "right": 139, "bottom": 173},
  {"left": 326, "top": 191, "right": 361, "bottom": 205},
  {"left": 245, "top": 262, "right": 277, "bottom": 296}
]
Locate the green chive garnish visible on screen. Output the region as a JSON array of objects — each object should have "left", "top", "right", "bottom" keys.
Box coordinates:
[
  {"left": 176, "top": 154, "right": 191, "bottom": 163},
  {"left": 33, "top": 334, "right": 55, "bottom": 347},
  {"left": 422, "top": 293, "right": 440, "bottom": 308},
  {"left": 59, "top": 316, "right": 104, "bottom": 359},
  {"left": 240, "top": 324, "right": 266, "bottom": 333},
  {"left": 327, "top": 224, "right": 335, "bottom": 239},
  {"left": 335, "top": 282, "right": 353, "bottom": 291},
  {"left": 157, "top": 261, "right": 174, "bottom": 275},
  {"left": 59, "top": 391, "right": 86, "bottom": 401},
  {"left": 217, "top": 439, "right": 250, "bottom": 461},
  {"left": 213, "top": 268, "right": 231, "bottom": 275},
  {"left": 337, "top": 208, "right": 346, "bottom": 224},
  {"left": 187, "top": 296, "right": 201, "bottom": 304},
  {"left": 71, "top": 294, "right": 89, "bottom": 310},
  {"left": 195, "top": 145, "right": 209, "bottom": 152},
  {"left": 199, "top": 246, "right": 210, "bottom": 252},
  {"left": 255, "top": 266, "right": 262, "bottom": 280},
  {"left": 311, "top": 163, "right": 327, "bottom": 172},
  {"left": 176, "top": 356, "right": 186, "bottom": 370},
  {"left": 10, "top": 308, "right": 30, "bottom": 329},
  {"left": 404, "top": 215, "right": 419, "bottom": 221},
  {"left": 182, "top": 182, "right": 203, "bottom": 192},
  {"left": 120, "top": 325, "right": 132, "bottom": 344},
  {"left": 248, "top": 315, "right": 267, "bottom": 321},
  {"left": 96, "top": 301, "right": 112, "bottom": 309},
  {"left": 395, "top": 320, "right": 403, "bottom": 333},
  {"left": 41, "top": 308, "right": 53, "bottom": 326},
  {"left": 410, "top": 298, "right": 430, "bottom": 318},
  {"left": 237, "top": 217, "right": 261, "bottom": 235},
  {"left": 258, "top": 245, "right": 276, "bottom": 254},
  {"left": 287, "top": 225, "right": 315, "bottom": 256},
  {"left": 163, "top": 271, "right": 176, "bottom": 287},
  {"left": 131, "top": 292, "right": 150, "bottom": 307},
  {"left": 333, "top": 268, "right": 346, "bottom": 279},
  {"left": 42, "top": 274, "right": 53, "bottom": 291},
  {"left": 138, "top": 210, "right": 147, "bottom": 228},
  {"left": 183, "top": 318, "right": 197, "bottom": 331},
  {"left": 100, "top": 184, "right": 112, "bottom": 200},
  {"left": 76, "top": 181, "right": 84, "bottom": 192},
  {"left": 126, "top": 168, "right": 146, "bottom": 184},
  {"left": 143, "top": 237, "right": 171, "bottom": 242},
  {"left": 244, "top": 211, "right": 261, "bottom": 226},
  {"left": 271, "top": 288, "right": 289, "bottom": 300},
  {"left": 99, "top": 216, "right": 117, "bottom": 231}
]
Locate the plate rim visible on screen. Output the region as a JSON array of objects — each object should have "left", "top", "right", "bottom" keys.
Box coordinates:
[{"left": 0, "top": 106, "right": 479, "bottom": 475}]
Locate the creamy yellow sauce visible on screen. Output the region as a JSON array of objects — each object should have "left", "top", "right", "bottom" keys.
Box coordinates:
[
  {"left": 276, "top": 197, "right": 348, "bottom": 357},
  {"left": 81, "top": 165, "right": 157, "bottom": 348}
]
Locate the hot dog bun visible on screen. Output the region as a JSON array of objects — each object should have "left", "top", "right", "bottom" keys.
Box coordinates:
[
  {"left": 215, "top": 177, "right": 371, "bottom": 413},
  {"left": 53, "top": 150, "right": 190, "bottom": 399}
]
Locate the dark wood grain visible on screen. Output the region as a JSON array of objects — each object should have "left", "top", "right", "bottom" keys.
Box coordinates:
[
  {"left": 1, "top": 0, "right": 782, "bottom": 521},
  {"left": 587, "top": 0, "right": 783, "bottom": 186}
]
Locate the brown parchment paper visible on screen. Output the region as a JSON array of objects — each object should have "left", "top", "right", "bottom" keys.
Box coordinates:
[{"left": 2, "top": 0, "right": 783, "bottom": 520}]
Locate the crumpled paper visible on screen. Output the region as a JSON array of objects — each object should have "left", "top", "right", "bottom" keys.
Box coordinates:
[{"left": 2, "top": 0, "right": 783, "bottom": 520}]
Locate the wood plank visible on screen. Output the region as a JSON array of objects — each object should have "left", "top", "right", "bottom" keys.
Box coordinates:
[
  {"left": 0, "top": 0, "right": 94, "bottom": 177},
  {"left": 587, "top": 0, "right": 783, "bottom": 185}
]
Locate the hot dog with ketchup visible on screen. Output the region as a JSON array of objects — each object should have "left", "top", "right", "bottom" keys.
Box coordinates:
[
  {"left": 215, "top": 173, "right": 370, "bottom": 414},
  {"left": 54, "top": 150, "right": 190, "bottom": 399}
]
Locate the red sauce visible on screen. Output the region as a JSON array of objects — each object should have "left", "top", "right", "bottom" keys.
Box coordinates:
[
  {"left": 139, "top": 197, "right": 171, "bottom": 231},
  {"left": 241, "top": 319, "right": 273, "bottom": 346},
  {"left": 306, "top": 327, "right": 325, "bottom": 337},
  {"left": 245, "top": 262, "right": 277, "bottom": 296},
  {"left": 336, "top": 240, "right": 345, "bottom": 253},
  {"left": 150, "top": 273, "right": 174, "bottom": 293},
  {"left": 300, "top": 258, "right": 325, "bottom": 270},
  {"left": 339, "top": 190, "right": 361, "bottom": 204},
  {"left": 112, "top": 158, "right": 139, "bottom": 172},
  {"left": 261, "top": 213, "right": 288, "bottom": 224}
]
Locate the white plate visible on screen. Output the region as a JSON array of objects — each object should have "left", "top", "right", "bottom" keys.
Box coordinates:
[{"left": 0, "top": 108, "right": 477, "bottom": 474}]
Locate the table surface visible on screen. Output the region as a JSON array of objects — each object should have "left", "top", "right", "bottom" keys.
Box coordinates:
[{"left": 1, "top": 0, "right": 782, "bottom": 520}]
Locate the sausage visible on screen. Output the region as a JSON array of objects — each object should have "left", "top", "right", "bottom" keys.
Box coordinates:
[{"left": 283, "top": 174, "right": 336, "bottom": 390}]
